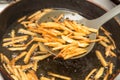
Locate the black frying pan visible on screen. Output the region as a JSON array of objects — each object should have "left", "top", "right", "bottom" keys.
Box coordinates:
[{"left": 0, "top": 0, "right": 120, "bottom": 80}]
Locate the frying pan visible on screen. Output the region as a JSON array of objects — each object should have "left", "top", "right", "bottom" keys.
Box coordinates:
[{"left": 0, "top": 0, "right": 120, "bottom": 80}]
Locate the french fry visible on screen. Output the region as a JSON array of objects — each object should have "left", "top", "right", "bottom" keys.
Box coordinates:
[
  {"left": 18, "top": 16, "right": 26, "bottom": 22},
  {"left": 18, "top": 68, "right": 28, "bottom": 80},
  {"left": 3, "top": 63, "right": 11, "bottom": 74},
  {"left": 109, "top": 62, "right": 113, "bottom": 74},
  {"left": 32, "top": 54, "right": 51, "bottom": 61},
  {"left": 13, "top": 67, "right": 20, "bottom": 79},
  {"left": 101, "top": 27, "right": 116, "bottom": 49},
  {"left": 40, "top": 76, "right": 51, "bottom": 80},
  {"left": 64, "top": 20, "right": 74, "bottom": 30},
  {"left": 8, "top": 47, "right": 27, "bottom": 51},
  {"left": 3, "top": 37, "right": 27, "bottom": 47},
  {"left": 85, "top": 68, "right": 97, "bottom": 80},
  {"left": 95, "top": 50, "right": 108, "bottom": 67},
  {"left": 3, "top": 35, "right": 28, "bottom": 42},
  {"left": 103, "top": 71, "right": 109, "bottom": 80},
  {"left": 94, "top": 67, "right": 104, "bottom": 80},
  {"left": 24, "top": 44, "right": 38, "bottom": 64},
  {"left": 20, "top": 63, "right": 33, "bottom": 71},
  {"left": 64, "top": 48, "right": 87, "bottom": 60},
  {"left": 38, "top": 42, "right": 48, "bottom": 52},
  {"left": 28, "top": 70, "right": 38, "bottom": 80},
  {"left": 109, "top": 51, "right": 117, "bottom": 57},
  {"left": 44, "top": 42, "right": 62, "bottom": 47},
  {"left": 0, "top": 53, "right": 10, "bottom": 64},
  {"left": 18, "top": 28, "right": 37, "bottom": 36},
  {"left": 99, "top": 41, "right": 108, "bottom": 48},
  {"left": 33, "top": 60, "right": 38, "bottom": 71},
  {"left": 98, "top": 36, "right": 110, "bottom": 43},
  {"left": 11, "top": 51, "right": 27, "bottom": 65},
  {"left": 11, "top": 75, "right": 19, "bottom": 80},
  {"left": 48, "top": 72, "right": 71, "bottom": 80}
]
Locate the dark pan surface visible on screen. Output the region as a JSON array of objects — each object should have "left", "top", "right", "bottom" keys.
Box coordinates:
[{"left": 0, "top": 0, "right": 120, "bottom": 80}]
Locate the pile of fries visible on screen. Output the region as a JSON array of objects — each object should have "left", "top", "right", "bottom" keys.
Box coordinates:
[{"left": 0, "top": 9, "right": 117, "bottom": 80}]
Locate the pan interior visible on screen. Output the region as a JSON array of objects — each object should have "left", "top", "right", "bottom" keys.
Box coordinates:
[{"left": 0, "top": 8, "right": 120, "bottom": 80}]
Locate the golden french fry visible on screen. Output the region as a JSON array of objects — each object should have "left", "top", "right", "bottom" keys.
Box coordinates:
[
  {"left": 11, "top": 75, "right": 19, "bottom": 80},
  {"left": 48, "top": 72, "right": 71, "bottom": 80},
  {"left": 20, "top": 63, "right": 33, "bottom": 71},
  {"left": 109, "top": 51, "right": 117, "bottom": 57},
  {"left": 95, "top": 50, "right": 108, "bottom": 67},
  {"left": 99, "top": 41, "right": 108, "bottom": 48},
  {"left": 3, "top": 35, "right": 28, "bottom": 42},
  {"left": 85, "top": 68, "right": 97, "bottom": 80},
  {"left": 32, "top": 54, "right": 51, "bottom": 61},
  {"left": 3, "top": 37, "right": 27, "bottom": 47},
  {"left": 18, "top": 28, "right": 37, "bottom": 36},
  {"left": 24, "top": 44, "right": 38, "bottom": 64},
  {"left": 44, "top": 42, "right": 62, "bottom": 47},
  {"left": 28, "top": 70, "right": 38, "bottom": 80},
  {"left": 94, "top": 67, "right": 104, "bottom": 79},
  {"left": 103, "top": 72, "right": 109, "bottom": 80},
  {"left": 18, "top": 16, "right": 26, "bottom": 22},
  {"left": 11, "top": 51, "right": 27, "bottom": 65},
  {"left": 109, "top": 62, "right": 113, "bottom": 74},
  {"left": 8, "top": 47, "right": 27, "bottom": 51},
  {"left": 40, "top": 76, "right": 51, "bottom": 80}
]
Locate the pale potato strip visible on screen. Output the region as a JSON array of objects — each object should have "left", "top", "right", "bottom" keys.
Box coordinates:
[
  {"left": 95, "top": 50, "right": 108, "bottom": 67},
  {"left": 85, "top": 68, "right": 97, "bottom": 80},
  {"left": 25, "top": 39, "right": 34, "bottom": 47},
  {"left": 24, "top": 44, "right": 38, "bottom": 64},
  {"left": 11, "top": 75, "right": 19, "bottom": 80},
  {"left": 109, "top": 51, "right": 117, "bottom": 57},
  {"left": 98, "top": 36, "right": 110, "bottom": 43},
  {"left": 103, "top": 72, "right": 109, "bottom": 80},
  {"left": 109, "top": 62, "right": 113, "bottom": 74},
  {"left": 0, "top": 53, "right": 10, "bottom": 64},
  {"left": 21, "top": 63, "right": 33, "bottom": 71},
  {"left": 99, "top": 41, "right": 108, "bottom": 47},
  {"left": 18, "top": 28, "right": 37, "bottom": 36},
  {"left": 18, "top": 16, "right": 26, "bottom": 22},
  {"left": 48, "top": 72, "right": 71, "bottom": 80},
  {"left": 61, "top": 35, "right": 76, "bottom": 43},
  {"left": 8, "top": 47, "right": 27, "bottom": 51},
  {"left": 51, "top": 14, "right": 64, "bottom": 22},
  {"left": 101, "top": 27, "right": 116, "bottom": 49},
  {"left": 3, "top": 37, "right": 27, "bottom": 47},
  {"left": 28, "top": 11, "right": 41, "bottom": 19},
  {"left": 64, "top": 20, "right": 74, "bottom": 30},
  {"left": 77, "top": 41, "right": 89, "bottom": 47},
  {"left": 3, "top": 35, "right": 28, "bottom": 42},
  {"left": 33, "top": 60, "right": 38, "bottom": 71},
  {"left": 3, "top": 63, "right": 11, "bottom": 74},
  {"left": 13, "top": 67, "right": 20, "bottom": 79},
  {"left": 18, "top": 68, "right": 27, "bottom": 80},
  {"left": 94, "top": 67, "right": 104, "bottom": 80},
  {"left": 44, "top": 42, "right": 62, "bottom": 47},
  {"left": 11, "top": 30, "right": 15, "bottom": 46},
  {"left": 7, "top": 64, "right": 14, "bottom": 74},
  {"left": 11, "top": 51, "right": 27, "bottom": 65},
  {"left": 52, "top": 45, "right": 67, "bottom": 51},
  {"left": 38, "top": 42, "right": 48, "bottom": 52},
  {"left": 32, "top": 54, "right": 51, "bottom": 61}
]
